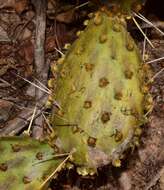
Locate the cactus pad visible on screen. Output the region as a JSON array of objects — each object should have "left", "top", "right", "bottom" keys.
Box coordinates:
[
  {"left": 0, "top": 137, "right": 64, "bottom": 190},
  {"left": 51, "top": 10, "right": 151, "bottom": 175}
]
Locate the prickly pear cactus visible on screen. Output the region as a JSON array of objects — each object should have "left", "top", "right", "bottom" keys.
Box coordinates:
[
  {"left": 50, "top": 8, "right": 152, "bottom": 175},
  {"left": 0, "top": 137, "right": 64, "bottom": 190}
]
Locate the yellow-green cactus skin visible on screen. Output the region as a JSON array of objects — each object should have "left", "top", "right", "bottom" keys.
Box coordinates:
[
  {"left": 51, "top": 8, "right": 151, "bottom": 175},
  {"left": 0, "top": 137, "right": 64, "bottom": 190}
]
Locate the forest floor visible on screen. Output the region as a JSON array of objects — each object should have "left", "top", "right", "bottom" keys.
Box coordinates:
[{"left": 0, "top": 0, "right": 163, "bottom": 189}]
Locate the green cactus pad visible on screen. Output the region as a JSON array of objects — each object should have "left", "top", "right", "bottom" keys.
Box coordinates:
[
  {"left": 51, "top": 10, "right": 150, "bottom": 175},
  {"left": 0, "top": 137, "right": 64, "bottom": 190}
]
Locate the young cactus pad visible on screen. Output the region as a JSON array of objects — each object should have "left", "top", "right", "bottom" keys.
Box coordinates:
[
  {"left": 0, "top": 137, "right": 64, "bottom": 190},
  {"left": 51, "top": 9, "right": 151, "bottom": 175}
]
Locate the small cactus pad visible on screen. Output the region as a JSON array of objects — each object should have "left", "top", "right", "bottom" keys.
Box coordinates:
[
  {"left": 0, "top": 137, "right": 64, "bottom": 190},
  {"left": 51, "top": 10, "right": 150, "bottom": 175}
]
